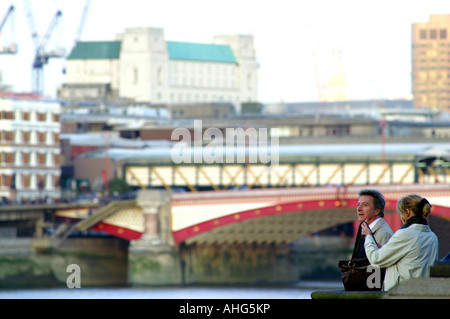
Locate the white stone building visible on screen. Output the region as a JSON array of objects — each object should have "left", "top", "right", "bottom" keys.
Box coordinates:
[
  {"left": 0, "top": 97, "right": 61, "bottom": 203},
  {"left": 61, "top": 27, "right": 259, "bottom": 113}
]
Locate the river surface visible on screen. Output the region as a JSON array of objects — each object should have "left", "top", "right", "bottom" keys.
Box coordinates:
[{"left": 0, "top": 280, "right": 342, "bottom": 299}]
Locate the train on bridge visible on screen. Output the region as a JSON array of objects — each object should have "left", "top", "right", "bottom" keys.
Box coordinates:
[{"left": 104, "top": 142, "right": 450, "bottom": 192}]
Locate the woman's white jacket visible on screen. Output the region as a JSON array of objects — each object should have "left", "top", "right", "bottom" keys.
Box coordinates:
[{"left": 364, "top": 223, "right": 439, "bottom": 291}]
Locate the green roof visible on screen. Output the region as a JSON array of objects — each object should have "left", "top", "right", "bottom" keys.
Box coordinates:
[
  {"left": 167, "top": 41, "right": 237, "bottom": 64},
  {"left": 68, "top": 41, "right": 121, "bottom": 60},
  {"left": 67, "top": 40, "right": 237, "bottom": 64}
]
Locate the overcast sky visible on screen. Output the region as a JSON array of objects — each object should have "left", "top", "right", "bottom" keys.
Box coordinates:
[{"left": 0, "top": 0, "right": 449, "bottom": 103}]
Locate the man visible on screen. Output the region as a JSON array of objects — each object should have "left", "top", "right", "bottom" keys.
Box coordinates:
[{"left": 355, "top": 189, "right": 394, "bottom": 258}]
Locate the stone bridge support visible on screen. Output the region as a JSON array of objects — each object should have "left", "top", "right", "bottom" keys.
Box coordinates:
[
  {"left": 126, "top": 189, "right": 305, "bottom": 286},
  {"left": 128, "top": 189, "right": 183, "bottom": 285}
]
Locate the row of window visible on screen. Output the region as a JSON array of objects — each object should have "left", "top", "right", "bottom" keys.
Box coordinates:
[
  {"left": 0, "top": 111, "right": 60, "bottom": 122},
  {"left": 171, "top": 62, "right": 236, "bottom": 76},
  {"left": 414, "top": 66, "right": 450, "bottom": 70},
  {"left": 168, "top": 92, "right": 241, "bottom": 104},
  {"left": 414, "top": 92, "right": 450, "bottom": 97},
  {"left": 419, "top": 28, "right": 447, "bottom": 40},
  {"left": 131, "top": 67, "right": 247, "bottom": 90},
  {"left": 415, "top": 95, "right": 450, "bottom": 104},
  {"left": 170, "top": 77, "right": 237, "bottom": 89},
  {"left": 169, "top": 73, "right": 253, "bottom": 90},
  {"left": 0, "top": 152, "right": 60, "bottom": 166},
  {"left": 414, "top": 43, "right": 450, "bottom": 47},
  {"left": 414, "top": 77, "right": 450, "bottom": 82},
  {"left": 414, "top": 72, "right": 450, "bottom": 79},
  {"left": 415, "top": 58, "right": 450, "bottom": 62},
  {"left": 415, "top": 49, "right": 450, "bottom": 55},
  {"left": 0, "top": 173, "right": 59, "bottom": 189},
  {"left": 0, "top": 131, "right": 59, "bottom": 144},
  {"left": 415, "top": 61, "right": 450, "bottom": 66}
]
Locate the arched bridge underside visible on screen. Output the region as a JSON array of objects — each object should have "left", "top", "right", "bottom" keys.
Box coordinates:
[
  {"left": 55, "top": 185, "right": 450, "bottom": 245},
  {"left": 175, "top": 200, "right": 381, "bottom": 244}
]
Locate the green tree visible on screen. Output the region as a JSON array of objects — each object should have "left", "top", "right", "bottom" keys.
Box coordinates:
[{"left": 108, "top": 177, "right": 130, "bottom": 195}]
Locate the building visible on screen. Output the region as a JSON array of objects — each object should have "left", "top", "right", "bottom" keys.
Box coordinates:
[
  {"left": 0, "top": 97, "right": 61, "bottom": 203},
  {"left": 59, "top": 27, "right": 259, "bottom": 113},
  {"left": 60, "top": 102, "right": 169, "bottom": 134},
  {"left": 60, "top": 132, "right": 174, "bottom": 195},
  {"left": 412, "top": 14, "right": 450, "bottom": 112}
]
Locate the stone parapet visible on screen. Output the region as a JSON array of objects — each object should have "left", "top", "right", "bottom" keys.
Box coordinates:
[{"left": 311, "top": 262, "right": 450, "bottom": 299}]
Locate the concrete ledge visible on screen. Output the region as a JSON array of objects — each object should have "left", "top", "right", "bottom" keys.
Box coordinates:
[
  {"left": 311, "top": 289, "right": 385, "bottom": 299},
  {"left": 383, "top": 278, "right": 450, "bottom": 299},
  {"left": 312, "top": 277, "right": 450, "bottom": 299}
]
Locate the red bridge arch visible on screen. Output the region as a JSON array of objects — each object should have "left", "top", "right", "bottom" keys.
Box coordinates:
[{"left": 172, "top": 197, "right": 450, "bottom": 244}]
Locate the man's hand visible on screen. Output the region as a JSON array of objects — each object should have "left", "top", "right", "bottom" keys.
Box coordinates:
[
  {"left": 361, "top": 221, "right": 371, "bottom": 236},
  {"left": 361, "top": 222, "right": 382, "bottom": 248}
]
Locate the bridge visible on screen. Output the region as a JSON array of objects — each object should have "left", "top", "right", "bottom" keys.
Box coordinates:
[
  {"left": 42, "top": 184, "right": 450, "bottom": 246},
  {"left": 1, "top": 183, "right": 449, "bottom": 286}
]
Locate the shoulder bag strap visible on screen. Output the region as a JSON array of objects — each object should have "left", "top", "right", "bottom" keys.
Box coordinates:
[
  {"left": 363, "top": 221, "right": 379, "bottom": 246},
  {"left": 351, "top": 221, "right": 379, "bottom": 259}
]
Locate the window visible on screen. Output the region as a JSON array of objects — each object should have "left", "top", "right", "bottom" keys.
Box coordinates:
[
  {"left": 440, "top": 29, "right": 447, "bottom": 40},
  {"left": 38, "top": 153, "right": 46, "bottom": 165},
  {"left": 430, "top": 29, "right": 437, "bottom": 39},
  {"left": 38, "top": 132, "right": 46, "bottom": 143},
  {"left": 4, "top": 152, "right": 14, "bottom": 164},
  {"left": 22, "top": 174, "right": 30, "bottom": 188},
  {"left": 133, "top": 68, "right": 138, "bottom": 85},
  {"left": 157, "top": 67, "right": 163, "bottom": 85},
  {"left": 420, "top": 30, "right": 427, "bottom": 39},
  {"left": 5, "top": 131, "right": 14, "bottom": 141},
  {"left": 247, "top": 73, "right": 253, "bottom": 90},
  {"left": 37, "top": 112, "right": 46, "bottom": 121},
  {"left": 53, "top": 175, "right": 59, "bottom": 188},
  {"left": 1, "top": 111, "right": 14, "bottom": 120},
  {"left": 37, "top": 175, "right": 46, "bottom": 190},
  {"left": 22, "top": 152, "right": 29, "bottom": 165}
]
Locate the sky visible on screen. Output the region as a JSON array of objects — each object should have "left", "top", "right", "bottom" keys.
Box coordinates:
[{"left": 0, "top": 0, "right": 449, "bottom": 104}]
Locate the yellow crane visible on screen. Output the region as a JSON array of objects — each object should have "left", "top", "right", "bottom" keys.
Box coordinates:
[{"left": 307, "top": 20, "right": 324, "bottom": 102}]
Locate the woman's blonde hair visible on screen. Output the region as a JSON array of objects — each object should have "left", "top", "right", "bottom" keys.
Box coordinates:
[{"left": 396, "top": 193, "right": 432, "bottom": 218}]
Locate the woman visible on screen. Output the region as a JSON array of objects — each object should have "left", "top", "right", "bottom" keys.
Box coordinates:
[{"left": 361, "top": 194, "right": 439, "bottom": 291}]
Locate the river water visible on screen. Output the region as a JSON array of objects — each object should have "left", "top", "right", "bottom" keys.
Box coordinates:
[{"left": 0, "top": 280, "right": 342, "bottom": 299}]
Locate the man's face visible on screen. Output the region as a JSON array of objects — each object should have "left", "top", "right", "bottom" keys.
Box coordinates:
[{"left": 357, "top": 195, "right": 379, "bottom": 224}]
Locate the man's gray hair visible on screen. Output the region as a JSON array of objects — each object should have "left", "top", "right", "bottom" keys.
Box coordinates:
[{"left": 358, "top": 189, "right": 385, "bottom": 217}]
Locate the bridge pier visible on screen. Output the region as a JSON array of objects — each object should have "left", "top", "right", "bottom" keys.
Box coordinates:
[
  {"left": 128, "top": 189, "right": 183, "bottom": 286},
  {"left": 179, "top": 241, "right": 301, "bottom": 285},
  {"left": 127, "top": 189, "right": 303, "bottom": 286}
]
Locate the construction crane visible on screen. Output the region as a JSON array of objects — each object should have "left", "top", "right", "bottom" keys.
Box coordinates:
[
  {"left": 0, "top": 4, "right": 17, "bottom": 54},
  {"left": 23, "top": 0, "right": 65, "bottom": 95},
  {"left": 71, "top": 0, "right": 91, "bottom": 54},
  {"left": 61, "top": 0, "right": 90, "bottom": 89}
]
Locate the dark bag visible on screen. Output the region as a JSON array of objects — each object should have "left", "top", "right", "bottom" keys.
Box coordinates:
[{"left": 338, "top": 222, "right": 386, "bottom": 291}]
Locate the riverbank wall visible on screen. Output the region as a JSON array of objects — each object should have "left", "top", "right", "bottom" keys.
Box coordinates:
[
  {"left": 0, "top": 236, "right": 351, "bottom": 288},
  {"left": 0, "top": 237, "right": 128, "bottom": 288}
]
